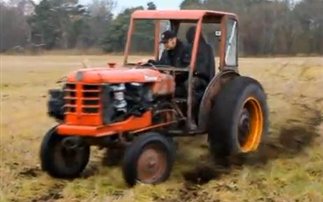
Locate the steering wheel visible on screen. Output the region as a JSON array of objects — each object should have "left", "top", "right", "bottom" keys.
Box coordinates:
[{"left": 137, "top": 60, "right": 158, "bottom": 70}]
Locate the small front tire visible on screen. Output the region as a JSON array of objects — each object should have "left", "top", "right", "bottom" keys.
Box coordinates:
[
  {"left": 122, "top": 132, "right": 175, "bottom": 186},
  {"left": 40, "top": 126, "right": 90, "bottom": 178}
]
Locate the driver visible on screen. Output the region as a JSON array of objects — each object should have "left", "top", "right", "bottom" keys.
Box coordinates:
[
  {"left": 142, "top": 30, "right": 191, "bottom": 68},
  {"left": 157, "top": 30, "right": 191, "bottom": 67},
  {"left": 143, "top": 30, "right": 190, "bottom": 96}
]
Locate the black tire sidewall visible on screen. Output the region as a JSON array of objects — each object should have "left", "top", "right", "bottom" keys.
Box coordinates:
[
  {"left": 40, "top": 126, "right": 90, "bottom": 178},
  {"left": 208, "top": 76, "right": 269, "bottom": 157}
]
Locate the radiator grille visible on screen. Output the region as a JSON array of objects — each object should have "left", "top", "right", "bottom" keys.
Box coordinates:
[{"left": 64, "top": 83, "right": 101, "bottom": 114}]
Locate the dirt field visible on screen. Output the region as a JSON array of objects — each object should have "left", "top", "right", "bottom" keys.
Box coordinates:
[{"left": 1, "top": 55, "right": 322, "bottom": 202}]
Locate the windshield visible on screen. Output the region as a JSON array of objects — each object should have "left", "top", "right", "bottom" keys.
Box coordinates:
[
  {"left": 126, "top": 20, "right": 167, "bottom": 64},
  {"left": 125, "top": 19, "right": 221, "bottom": 69}
]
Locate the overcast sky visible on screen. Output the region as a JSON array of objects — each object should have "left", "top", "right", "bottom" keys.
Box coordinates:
[{"left": 81, "top": 0, "right": 183, "bottom": 15}]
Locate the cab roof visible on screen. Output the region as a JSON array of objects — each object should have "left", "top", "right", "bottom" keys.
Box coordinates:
[{"left": 132, "top": 10, "right": 237, "bottom": 20}]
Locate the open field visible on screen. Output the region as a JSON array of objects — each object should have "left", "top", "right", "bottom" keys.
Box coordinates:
[{"left": 1, "top": 55, "right": 323, "bottom": 202}]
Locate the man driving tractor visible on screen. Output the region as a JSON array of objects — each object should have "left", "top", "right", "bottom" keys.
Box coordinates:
[
  {"left": 158, "top": 30, "right": 191, "bottom": 68},
  {"left": 141, "top": 30, "right": 191, "bottom": 97},
  {"left": 146, "top": 28, "right": 215, "bottom": 121}
]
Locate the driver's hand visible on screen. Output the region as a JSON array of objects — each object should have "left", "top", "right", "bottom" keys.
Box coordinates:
[
  {"left": 147, "top": 59, "right": 156, "bottom": 64},
  {"left": 138, "top": 59, "right": 156, "bottom": 65},
  {"left": 138, "top": 58, "right": 150, "bottom": 65}
]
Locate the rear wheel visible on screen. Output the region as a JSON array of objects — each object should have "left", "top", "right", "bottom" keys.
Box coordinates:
[
  {"left": 40, "top": 126, "right": 90, "bottom": 178},
  {"left": 122, "top": 132, "right": 174, "bottom": 186},
  {"left": 207, "top": 76, "right": 268, "bottom": 159}
]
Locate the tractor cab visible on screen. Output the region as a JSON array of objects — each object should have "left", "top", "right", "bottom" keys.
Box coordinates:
[
  {"left": 125, "top": 10, "right": 239, "bottom": 70},
  {"left": 124, "top": 10, "right": 239, "bottom": 129}
]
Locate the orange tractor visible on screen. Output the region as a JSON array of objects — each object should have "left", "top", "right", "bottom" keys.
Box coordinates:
[{"left": 41, "top": 10, "right": 268, "bottom": 186}]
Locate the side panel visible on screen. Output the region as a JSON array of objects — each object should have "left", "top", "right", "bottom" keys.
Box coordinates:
[
  {"left": 198, "top": 70, "right": 240, "bottom": 131},
  {"left": 58, "top": 111, "right": 152, "bottom": 136}
]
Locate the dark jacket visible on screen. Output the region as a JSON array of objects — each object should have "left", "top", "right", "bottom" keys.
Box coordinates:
[
  {"left": 194, "top": 42, "right": 215, "bottom": 82},
  {"left": 157, "top": 39, "right": 191, "bottom": 68},
  {"left": 186, "top": 26, "right": 215, "bottom": 83}
]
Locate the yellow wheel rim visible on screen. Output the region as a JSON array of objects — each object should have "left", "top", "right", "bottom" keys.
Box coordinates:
[{"left": 238, "top": 97, "right": 263, "bottom": 152}]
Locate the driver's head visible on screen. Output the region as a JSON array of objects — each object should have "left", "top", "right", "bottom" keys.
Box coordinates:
[{"left": 160, "top": 30, "right": 177, "bottom": 50}]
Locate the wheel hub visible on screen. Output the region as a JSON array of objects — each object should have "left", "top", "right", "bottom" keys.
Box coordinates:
[
  {"left": 137, "top": 145, "right": 166, "bottom": 183},
  {"left": 238, "top": 97, "right": 264, "bottom": 152},
  {"left": 54, "top": 138, "right": 86, "bottom": 169},
  {"left": 238, "top": 108, "right": 250, "bottom": 143}
]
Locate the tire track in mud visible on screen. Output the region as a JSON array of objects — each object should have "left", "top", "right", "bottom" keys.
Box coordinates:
[
  {"left": 156, "top": 182, "right": 222, "bottom": 202},
  {"left": 18, "top": 166, "right": 42, "bottom": 178},
  {"left": 30, "top": 183, "right": 64, "bottom": 202},
  {"left": 12, "top": 164, "right": 101, "bottom": 201},
  {"left": 7, "top": 166, "right": 65, "bottom": 202}
]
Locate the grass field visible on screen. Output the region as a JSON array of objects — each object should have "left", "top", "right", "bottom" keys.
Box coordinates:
[{"left": 1, "top": 55, "right": 323, "bottom": 202}]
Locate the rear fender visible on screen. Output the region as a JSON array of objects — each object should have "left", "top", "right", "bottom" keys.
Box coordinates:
[{"left": 198, "top": 70, "right": 240, "bottom": 131}]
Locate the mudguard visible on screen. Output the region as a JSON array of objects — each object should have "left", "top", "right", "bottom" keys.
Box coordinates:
[{"left": 198, "top": 69, "right": 240, "bottom": 131}]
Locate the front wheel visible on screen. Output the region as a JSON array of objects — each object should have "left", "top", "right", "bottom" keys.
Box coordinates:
[
  {"left": 122, "top": 132, "right": 175, "bottom": 186},
  {"left": 207, "top": 76, "right": 269, "bottom": 159},
  {"left": 40, "top": 126, "right": 90, "bottom": 178}
]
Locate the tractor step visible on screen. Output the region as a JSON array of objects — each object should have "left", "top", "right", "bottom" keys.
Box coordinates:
[{"left": 168, "top": 129, "right": 205, "bottom": 136}]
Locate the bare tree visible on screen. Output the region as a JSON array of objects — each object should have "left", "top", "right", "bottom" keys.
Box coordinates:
[{"left": 0, "top": 1, "right": 31, "bottom": 52}]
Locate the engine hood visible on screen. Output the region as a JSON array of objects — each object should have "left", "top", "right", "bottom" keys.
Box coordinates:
[{"left": 66, "top": 67, "right": 167, "bottom": 83}]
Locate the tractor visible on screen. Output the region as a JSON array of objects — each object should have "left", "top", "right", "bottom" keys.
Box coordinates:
[{"left": 40, "top": 10, "right": 268, "bottom": 186}]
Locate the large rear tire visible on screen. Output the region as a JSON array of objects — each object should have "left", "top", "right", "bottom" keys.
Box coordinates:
[
  {"left": 207, "top": 76, "right": 269, "bottom": 159},
  {"left": 40, "top": 126, "right": 90, "bottom": 178},
  {"left": 122, "top": 132, "right": 175, "bottom": 186}
]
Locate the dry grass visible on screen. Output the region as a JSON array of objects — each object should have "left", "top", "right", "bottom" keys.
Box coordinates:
[{"left": 1, "top": 55, "right": 323, "bottom": 202}]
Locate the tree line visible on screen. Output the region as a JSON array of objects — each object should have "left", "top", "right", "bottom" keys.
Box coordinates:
[
  {"left": 0, "top": 0, "right": 322, "bottom": 55},
  {"left": 181, "top": 0, "right": 323, "bottom": 55}
]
